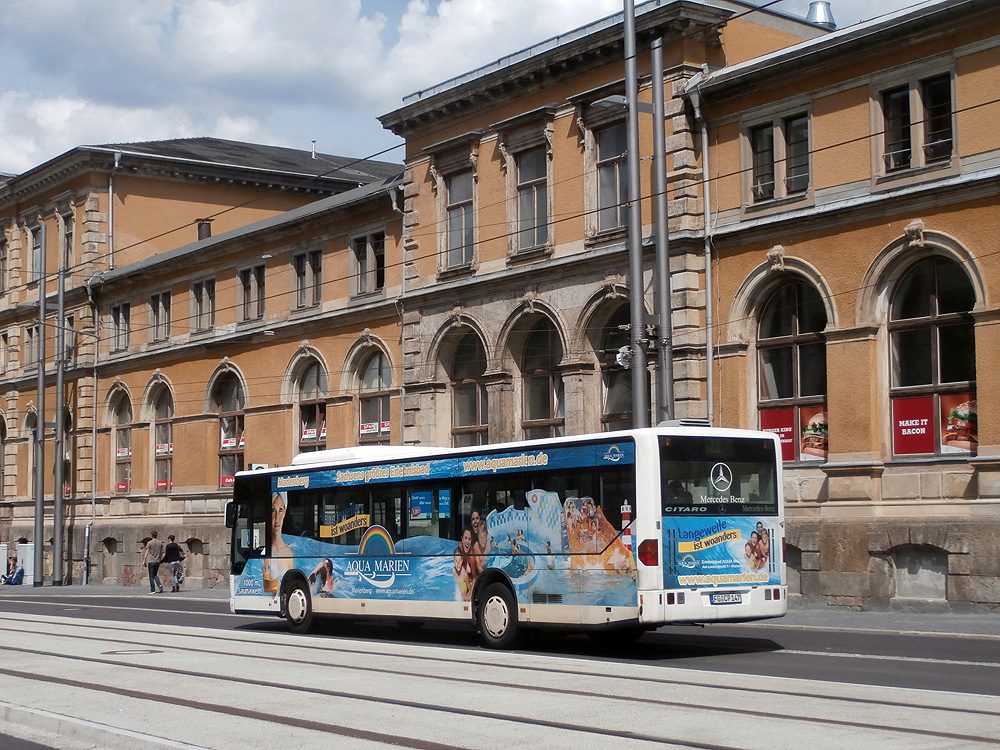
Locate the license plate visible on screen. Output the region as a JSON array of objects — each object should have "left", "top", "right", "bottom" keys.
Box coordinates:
[{"left": 710, "top": 592, "right": 742, "bottom": 605}]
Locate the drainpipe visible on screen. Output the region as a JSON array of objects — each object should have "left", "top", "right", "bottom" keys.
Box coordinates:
[
  {"left": 688, "top": 69, "right": 715, "bottom": 424},
  {"left": 651, "top": 36, "right": 673, "bottom": 424},
  {"left": 108, "top": 153, "right": 120, "bottom": 270},
  {"left": 53, "top": 265, "right": 65, "bottom": 585}
]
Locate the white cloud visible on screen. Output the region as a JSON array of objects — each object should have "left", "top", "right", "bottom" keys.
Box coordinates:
[{"left": 0, "top": 0, "right": 920, "bottom": 175}]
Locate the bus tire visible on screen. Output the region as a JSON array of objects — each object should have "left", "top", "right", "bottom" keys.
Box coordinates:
[
  {"left": 284, "top": 580, "right": 313, "bottom": 634},
  {"left": 478, "top": 582, "right": 519, "bottom": 649}
]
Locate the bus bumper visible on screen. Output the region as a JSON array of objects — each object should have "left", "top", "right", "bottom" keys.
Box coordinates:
[{"left": 639, "top": 585, "right": 787, "bottom": 625}]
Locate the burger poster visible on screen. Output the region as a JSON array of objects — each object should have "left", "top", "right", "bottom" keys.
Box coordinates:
[
  {"left": 759, "top": 408, "right": 795, "bottom": 462},
  {"left": 760, "top": 406, "right": 828, "bottom": 462},
  {"left": 799, "top": 406, "right": 828, "bottom": 461},
  {"left": 892, "top": 394, "right": 977, "bottom": 455},
  {"left": 941, "top": 394, "right": 978, "bottom": 454}
]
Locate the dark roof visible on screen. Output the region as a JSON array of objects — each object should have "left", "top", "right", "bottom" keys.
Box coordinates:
[{"left": 88, "top": 137, "right": 402, "bottom": 184}]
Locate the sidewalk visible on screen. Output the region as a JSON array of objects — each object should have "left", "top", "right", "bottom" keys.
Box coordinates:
[{"left": 1, "top": 583, "right": 996, "bottom": 636}]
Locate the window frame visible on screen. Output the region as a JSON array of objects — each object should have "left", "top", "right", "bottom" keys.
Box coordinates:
[
  {"left": 873, "top": 67, "right": 956, "bottom": 182},
  {"left": 445, "top": 170, "right": 475, "bottom": 269},
  {"left": 238, "top": 264, "right": 266, "bottom": 322},
  {"left": 743, "top": 109, "right": 811, "bottom": 208},
  {"left": 293, "top": 249, "right": 322, "bottom": 310},
  {"left": 359, "top": 351, "right": 392, "bottom": 445},
  {"left": 352, "top": 229, "right": 386, "bottom": 296},
  {"left": 449, "top": 333, "right": 489, "bottom": 447},
  {"left": 298, "top": 361, "right": 327, "bottom": 453},
  {"left": 214, "top": 374, "right": 246, "bottom": 487},
  {"left": 112, "top": 394, "right": 132, "bottom": 494},
  {"left": 756, "top": 280, "right": 829, "bottom": 463},
  {"left": 192, "top": 277, "right": 216, "bottom": 332},
  {"left": 595, "top": 122, "right": 628, "bottom": 233},
  {"left": 110, "top": 302, "right": 130, "bottom": 352},
  {"left": 149, "top": 290, "right": 171, "bottom": 343},
  {"left": 152, "top": 388, "right": 174, "bottom": 493}
]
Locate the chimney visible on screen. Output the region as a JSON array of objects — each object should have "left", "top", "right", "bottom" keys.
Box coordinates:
[
  {"left": 197, "top": 219, "right": 213, "bottom": 240},
  {"left": 806, "top": 1, "right": 836, "bottom": 30}
]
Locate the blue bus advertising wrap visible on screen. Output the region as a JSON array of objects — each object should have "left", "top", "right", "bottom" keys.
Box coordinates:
[
  {"left": 234, "top": 441, "right": 639, "bottom": 608},
  {"left": 662, "top": 516, "right": 780, "bottom": 590}
]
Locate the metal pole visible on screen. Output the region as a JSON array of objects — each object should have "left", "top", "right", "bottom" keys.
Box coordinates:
[
  {"left": 651, "top": 36, "right": 674, "bottom": 424},
  {"left": 33, "top": 222, "right": 47, "bottom": 586},
  {"left": 624, "top": 0, "right": 649, "bottom": 428},
  {"left": 53, "top": 266, "right": 66, "bottom": 585}
]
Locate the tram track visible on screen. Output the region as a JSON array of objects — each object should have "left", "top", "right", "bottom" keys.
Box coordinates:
[{"left": 0, "top": 612, "right": 998, "bottom": 749}]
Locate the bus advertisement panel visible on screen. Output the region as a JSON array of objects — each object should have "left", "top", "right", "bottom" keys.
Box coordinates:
[{"left": 232, "top": 440, "right": 638, "bottom": 610}]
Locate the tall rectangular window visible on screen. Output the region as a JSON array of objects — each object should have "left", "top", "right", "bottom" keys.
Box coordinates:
[
  {"left": 23, "top": 326, "right": 40, "bottom": 368},
  {"left": 750, "top": 124, "right": 775, "bottom": 201},
  {"left": 30, "top": 227, "right": 42, "bottom": 281},
  {"left": 149, "top": 291, "right": 171, "bottom": 342},
  {"left": 1, "top": 332, "right": 8, "bottom": 372},
  {"left": 446, "top": 171, "right": 474, "bottom": 268},
  {"left": 879, "top": 72, "right": 953, "bottom": 174},
  {"left": 596, "top": 124, "right": 628, "bottom": 231},
  {"left": 239, "top": 265, "right": 265, "bottom": 321},
  {"left": 784, "top": 114, "right": 810, "bottom": 194},
  {"left": 62, "top": 214, "right": 74, "bottom": 270},
  {"left": 111, "top": 302, "right": 130, "bottom": 351},
  {"left": 516, "top": 147, "right": 548, "bottom": 250},
  {"left": 192, "top": 278, "right": 216, "bottom": 331},
  {"left": 748, "top": 112, "right": 810, "bottom": 203},
  {"left": 0, "top": 239, "right": 7, "bottom": 293},
  {"left": 353, "top": 230, "right": 386, "bottom": 295},
  {"left": 882, "top": 85, "right": 911, "bottom": 171},
  {"left": 294, "top": 250, "right": 322, "bottom": 309},
  {"left": 921, "top": 74, "right": 953, "bottom": 164}
]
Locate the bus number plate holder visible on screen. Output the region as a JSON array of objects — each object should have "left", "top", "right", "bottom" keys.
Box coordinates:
[{"left": 710, "top": 592, "right": 742, "bottom": 605}]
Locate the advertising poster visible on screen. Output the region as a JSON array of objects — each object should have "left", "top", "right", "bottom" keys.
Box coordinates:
[
  {"left": 759, "top": 408, "right": 795, "bottom": 462},
  {"left": 662, "top": 517, "right": 780, "bottom": 590},
  {"left": 940, "top": 394, "right": 977, "bottom": 454},
  {"left": 798, "top": 405, "right": 828, "bottom": 462},
  {"left": 892, "top": 396, "right": 935, "bottom": 455},
  {"left": 234, "top": 442, "right": 639, "bottom": 608}
]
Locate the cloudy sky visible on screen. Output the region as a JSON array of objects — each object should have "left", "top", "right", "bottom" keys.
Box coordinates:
[{"left": 0, "top": 0, "right": 920, "bottom": 175}]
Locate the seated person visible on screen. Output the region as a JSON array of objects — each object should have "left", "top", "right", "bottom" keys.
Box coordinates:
[{"left": 1, "top": 557, "right": 24, "bottom": 585}]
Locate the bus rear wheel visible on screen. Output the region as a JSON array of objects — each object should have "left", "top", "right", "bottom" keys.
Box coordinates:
[
  {"left": 478, "top": 582, "right": 519, "bottom": 649},
  {"left": 284, "top": 580, "right": 313, "bottom": 634}
]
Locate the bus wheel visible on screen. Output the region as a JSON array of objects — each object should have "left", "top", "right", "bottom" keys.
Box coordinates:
[
  {"left": 284, "top": 580, "right": 313, "bottom": 634},
  {"left": 479, "top": 583, "right": 518, "bottom": 649}
]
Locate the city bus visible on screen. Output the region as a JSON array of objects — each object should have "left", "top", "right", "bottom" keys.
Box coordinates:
[{"left": 226, "top": 425, "right": 786, "bottom": 648}]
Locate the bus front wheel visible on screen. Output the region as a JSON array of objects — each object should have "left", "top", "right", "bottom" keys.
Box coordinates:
[
  {"left": 478, "top": 583, "right": 519, "bottom": 649},
  {"left": 284, "top": 580, "right": 313, "bottom": 634}
]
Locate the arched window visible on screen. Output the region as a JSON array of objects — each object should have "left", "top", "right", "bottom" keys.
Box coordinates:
[
  {"left": 599, "top": 307, "right": 632, "bottom": 431},
  {"left": 757, "top": 281, "right": 828, "bottom": 462},
  {"left": 111, "top": 393, "right": 133, "bottom": 492},
  {"left": 520, "top": 319, "right": 564, "bottom": 439},
  {"left": 889, "top": 257, "right": 976, "bottom": 456},
  {"left": 359, "top": 352, "right": 391, "bottom": 444},
  {"left": 298, "top": 361, "right": 327, "bottom": 453},
  {"left": 449, "top": 333, "right": 488, "bottom": 447},
  {"left": 213, "top": 373, "right": 245, "bottom": 486},
  {"left": 152, "top": 388, "right": 174, "bottom": 492}
]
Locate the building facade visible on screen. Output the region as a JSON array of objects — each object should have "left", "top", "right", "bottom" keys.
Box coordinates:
[{"left": 1, "top": 0, "right": 997, "bottom": 609}]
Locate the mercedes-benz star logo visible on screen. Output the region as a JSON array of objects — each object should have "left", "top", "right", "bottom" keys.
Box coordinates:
[{"left": 710, "top": 462, "right": 733, "bottom": 493}]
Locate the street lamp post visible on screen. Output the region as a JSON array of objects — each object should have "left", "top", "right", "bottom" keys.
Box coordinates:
[
  {"left": 33, "top": 222, "right": 47, "bottom": 586},
  {"left": 624, "top": 0, "right": 649, "bottom": 429}
]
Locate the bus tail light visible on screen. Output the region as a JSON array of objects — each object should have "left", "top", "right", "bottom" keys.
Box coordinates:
[{"left": 637, "top": 539, "right": 658, "bottom": 567}]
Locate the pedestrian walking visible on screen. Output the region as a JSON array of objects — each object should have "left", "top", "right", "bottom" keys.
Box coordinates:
[
  {"left": 163, "top": 534, "right": 185, "bottom": 592},
  {"left": 141, "top": 531, "right": 165, "bottom": 593}
]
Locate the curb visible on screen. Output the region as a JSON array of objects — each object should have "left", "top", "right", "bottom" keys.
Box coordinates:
[{"left": 0, "top": 701, "right": 209, "bottom": 750}]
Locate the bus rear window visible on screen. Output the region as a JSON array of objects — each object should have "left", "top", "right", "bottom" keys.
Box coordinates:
[{"left": 659, "top": 436, "right": 778, "bottom": 516}]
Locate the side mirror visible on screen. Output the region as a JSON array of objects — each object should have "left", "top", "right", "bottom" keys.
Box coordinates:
[{"left": 224, "top": 501, "right": 236, "bottom": 529}]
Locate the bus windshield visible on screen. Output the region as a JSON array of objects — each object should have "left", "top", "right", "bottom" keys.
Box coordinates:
[{"left": 659, "top": 435, "right": 778, "bottom": 516}]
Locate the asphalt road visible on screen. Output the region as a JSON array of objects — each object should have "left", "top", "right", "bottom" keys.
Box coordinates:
[{"left": 0, "top": 587, "right": 997, "bottom": 749}]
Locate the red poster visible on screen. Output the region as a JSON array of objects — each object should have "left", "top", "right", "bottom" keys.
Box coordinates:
[
  {"left": 892, "top": 396, "right": 935, "bottom": 455},
  {"left": 799, "top": 405, "right": 828, "bottom": 462},
  {"left": 760, "top": 408, "right": 795, "bottom": 462},
  {"left": 940, "top": 393, "right": 977, "bottom": 454}
]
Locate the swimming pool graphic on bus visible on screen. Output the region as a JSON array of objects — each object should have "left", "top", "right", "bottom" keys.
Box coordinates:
[
  {"left": 662, "top": 517, "right": 779, "bottom": 589},
  {"left": 235, "top": 486, "right": 637, "bottom": 607}
]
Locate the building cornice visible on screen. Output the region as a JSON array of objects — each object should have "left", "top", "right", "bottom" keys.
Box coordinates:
[{"left": 379, "top": 2, "right": 730, "bottom": 138}]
